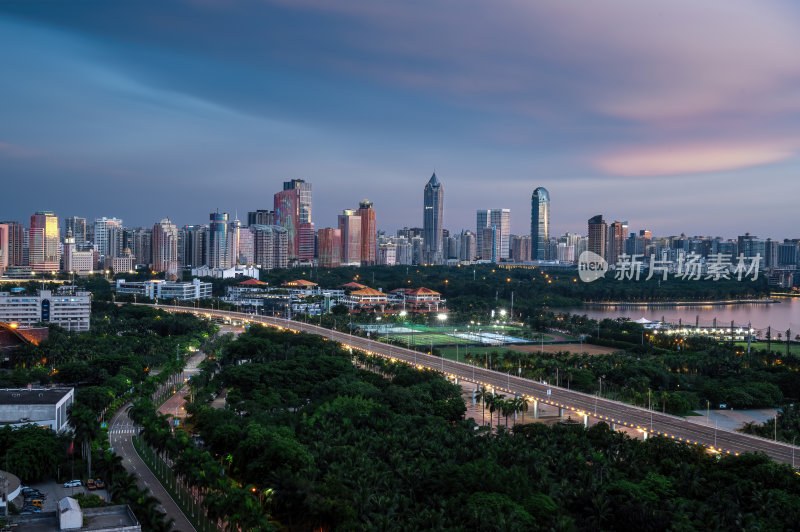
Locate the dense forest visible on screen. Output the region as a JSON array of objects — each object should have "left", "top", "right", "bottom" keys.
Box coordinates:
[{"left": 138, "top": 324, "right": 800, "bottom": 531}]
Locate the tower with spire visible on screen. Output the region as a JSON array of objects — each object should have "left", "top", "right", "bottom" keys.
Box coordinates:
[{"left": 423, "top": 172, "right": 444, "bottom": 265}]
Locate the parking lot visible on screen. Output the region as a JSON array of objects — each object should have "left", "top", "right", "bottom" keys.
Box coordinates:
[{"left": 14, "top": 479, "right": 109, "bottom": 514}]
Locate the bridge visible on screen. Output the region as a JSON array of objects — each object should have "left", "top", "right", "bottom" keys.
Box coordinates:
[{"left": 152, "top": 304, "right": 799, "bottom": 466}]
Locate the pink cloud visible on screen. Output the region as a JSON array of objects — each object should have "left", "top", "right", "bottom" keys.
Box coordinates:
[{"left": 593, "top": 139, "right": 798, "bottom": 177}]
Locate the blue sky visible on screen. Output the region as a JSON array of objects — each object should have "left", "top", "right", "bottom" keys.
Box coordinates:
[{"left": 2, "top": 0, "right": 799, "bottom": 238}]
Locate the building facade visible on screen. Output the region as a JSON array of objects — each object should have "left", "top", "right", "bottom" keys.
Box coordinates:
[
  {"left": 115, "top": 278, "right": 212, "bottom": 301},
  {"left": 207, "top": 212, "right": 232, "bottom": 269},
  {"left": 588, "top": 215, "right": 607, "bottom": 260},
  {"left": 29, "top": 211, "right": 60, "bottom": 272},
  {"left": 0, "top": 289, "right": 91, "bottom": 331},
  {"left": 338, "top": 210, "right": 362, "bottom": 266},
  {"left": 422, "top": 173, "right": 444, "bottom": 265},
  {"left": 0, "top": 388, "right": 74, "bottom": 432},
  {"left": 531, "top": 187, "right": 550, "bottom": 260},
  {"left": 152, "top": 218, "right": 179, "bottom": 279},
  {"left": 317, "top": 228, "right": 342, "bottom": 268}
]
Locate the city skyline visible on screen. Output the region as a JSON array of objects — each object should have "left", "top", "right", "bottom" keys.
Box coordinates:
[{"left": 2, "top": 1, "right": 800, "bottom": 237}]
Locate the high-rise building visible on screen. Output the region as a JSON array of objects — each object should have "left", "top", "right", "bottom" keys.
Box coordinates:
[
  {"left": 62, "top": 231, "right": 94, "bottom": 273},
  {"left": 477, "top": 209, "right": 511, "bottom": 261},
  {"left": 124, "top": 228, "right": 152, "bottom": 267},
  {"left": 531, "top": 187, "right": 550, "bottom": 260},
  {"left": 207, "top": 212, "right": 232, "bottom": 269},
  {"left": 152, "top": 218, "right": 179, "bottom": 279},
  {"left": 228, "top": 218, "right": 241, "bottom": 265},
  {"left": 0, "top": 224, "right": 8, "bottom": 275},
  {"left": 237, "top": 227, "right": 255, "bottom": 265},
  {"left": 298, "top": 222, "right": 315, "bottom": 262},
  {"left": 422, "top": 172, "right": 444, "bottom": 265},
  {"left": 178, "top": 225, "right": 207, "bottom": 268},
  {"left": 511, "top": 235, "right": 532, "bottom": 262},
  {"left": 29, "top": 211, "right": 60, "bottom": 271},
  {"left": 459, "top": 230, "right": 476, "bottom": 262},
  {"left": 251, "top": 225, "right": 288, "bottom": 270},
  {"left": 317, "top": 228, "right": 342, "bottom": 268},
  {"left": 93, "top": 217, "right": 123, "bottom": 258},
  {"left": 606, "top": 221, "right": 627, "bottom": 265},
  {"left": 247, "top": 210, "right": 275, "bottom": 226},
  {"left": 63, "top": 217, "right": 87, "bottom": 251},
  {"left": 274, "top": 179, "right": 312, "bottom": 259},
  {"left": 357, "top": 200, "right": 377, "bottom": 265},
  {"left": 0, "top": 221, "right": 23, "bottom": 266},
  {"left": 481, "top": 226, "right": 496, "bottom": 262},
  {"left": 338, "top": 209, "right": 362, "bottom": 266},
  {"left": 588, "top": 215, "right": 607, "bottom": 260}
]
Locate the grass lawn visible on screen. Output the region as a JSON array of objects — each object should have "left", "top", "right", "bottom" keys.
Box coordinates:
[{"left": 731, "top": 341, "right": 800, "bottom": 355}]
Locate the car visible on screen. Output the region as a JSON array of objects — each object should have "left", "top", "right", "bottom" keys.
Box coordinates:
[
  {"left": 63, "top": 480, "right": 82, "bottom": 488},
  {"left": 87, "top": 479, "right": 96, "bottom": 490},
  {"left": 21, "top": 505, "right": 42, "bottom": 513},
  {"left": 22, "top": 488, "right": 44, "bottom": 498},
  {"left": 94, "top": 478, "right": 105, "bottom": 489}
]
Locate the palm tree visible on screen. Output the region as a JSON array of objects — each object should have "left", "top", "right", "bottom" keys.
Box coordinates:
[
  {"left": 517, "top": 397, "right": 529, "bottom": 423},
  {"left": 68, "top": 404, "right": 100, "bottom": 478},
  {"left": 475, "top": 386, "right": 490, "bottom": 426}
]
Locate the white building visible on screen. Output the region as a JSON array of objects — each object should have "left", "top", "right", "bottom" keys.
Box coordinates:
[
  {"left": 116, "top": 278, "right": 212, "bottom": 301},
  {"left": 0, "top": 388, "right": 74, "bottom": 432},
  {"left": 0, "top": 290, "right": 91, "bottom": 331},
  {"left": 190, "top": 265, "right": 260, "bottom": 280}
]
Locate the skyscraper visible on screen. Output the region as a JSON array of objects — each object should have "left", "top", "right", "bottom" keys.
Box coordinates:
[
  {"left": 64, "top": 217, "right": 87, "bottom": 250},
  {"left": 274, "top": 179, "right": 312, "bottom": 260},
  {"left": 357, "top": 199, "right": 377, "bottom": 266},
  {"left": 152, "top": 218, "right": 179, "bottom": 279},
  {"left": 588, "top": 215, "right": 607, "bottom": 260},
  {"left": 606, "top": 221, "right": 627, "bottom": 265},
  {"left": 0, "top": 224, "right": 8, "bottom": 275},
  {"left": 459, "top": 230, "right": 476, "bottom": 262},
  {"left": 531, "top": 187, "right": 550, "bottom": 260},
  {"left": 0, "top": 221, "right": 23, "bottom": 266},
  {"left": 423, "top": 172, "right": 444, "bottom": 265},
  {"left": 338, "top": 209, "right": 362, "bottom": 266},
  {"left": 251, "top": 225, "right": 288, "bottom": 270},
  {"left": 30, "top": 211, "right": 60, "bottom": 271},
  {"left": 317, "top": 228, "right": 342, "bottom": 268},
  {"left": 207, "top": 212, "right": 232, "bottom": 269},
  {"left": 477, "top": 208, "right": 511, "bottom": 262},
  {"left": 93, "top": 217, "right": 123, "bottom": 258}
]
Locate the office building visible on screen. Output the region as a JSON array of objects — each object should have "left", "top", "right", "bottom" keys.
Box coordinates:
[
  {"left": 29, "top": 211, "right": 60, "bottom": 271},
  {"left": 0, "top": 221, "right": 23, "bottom": 266},
  {"left": 511, "top": 235, "right": 532, "bottom": 262},
  {"left": 274, "top": 179, "right": 312, "bottom": 259},
  {"left": 422, "top": 172, "right": 444, "bottom": 265},
  {"left": 123, "top": 227, "right": 152, "bottom": 267},
  {"left": 459, "top": 230, "right": 477, "bottom": 262},
  {"left": 93, "top": 217, "right": 123, "bottom": 258},
  {"left": 377, "top": 242, "right": 397, "bottom": 266},
  {"left": 63, "top": 216, "right": 87, "bottom": 250},
  {"left": 0, "top": 224, "right": 8, "bottom": 276},
  {"left": 0, "top": 387, "right": 74, "bottom": 432},
  {"left": 357, "top": 199, "right": 377, "bottom": 265},
  {"left": 178, "top": 225, "right": 207, "bottom": 269},
  {"left": 247, "top": 209, "right": 275, "bottom": 226},
  {"left": 318, "top": 228, "right": 342, "bottom": 268},
  {"left": 251, "top": 225, "right": 288, "bottom": 270},
  {"left": 607, "top": 221, "right": 627, "bottom": 265},
  {"left": 338, "top": 209, "right": 362, "bottom": 266},
  {"left": 116, "top": 278, "right": 212, "bottom": 301},
  {"left": 0, "top": 289, "right": 91, "bottom": 331},
  {"left": 62, "top": 231, "right": 94, "bottom": 273},
  {"left": 112, "top": 249, "right": 136, "bottom": 273},
  {"left": 207, "top": 212, "right": 232, "bottom": 269},
  {"left": 588, "top": 215, "right": 607, "bottom": 260},
  {"left": 152, "top": 218, "right": 179, "bottom": 279},
  {"left": 299, "top": 222, "right": 316, "bottom": 262},
  {"left": 477, "top": 208, "right": 511, "bottom": 261},
  {"left": 531, "top": 187, "right": 550, "bottom": 260},
  {"left": 237, "top": 227, "right": 255, "bottom": 264},
  {"left": 481, "top": 226, "right": 496, "bottom": 262}
]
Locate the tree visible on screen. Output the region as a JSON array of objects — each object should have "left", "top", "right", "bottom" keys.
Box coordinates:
[{"left": 475, "top": 386, "right": 490, "bottom": 426}]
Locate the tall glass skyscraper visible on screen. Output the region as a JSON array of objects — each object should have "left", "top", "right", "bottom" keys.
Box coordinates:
[
  {"left": 530, "top": 187, "right": 550, "bottom": 260},
  {"left": 423, "top": 172, "right": 444, "bottom": 265},
  {"left": 207, "top": 212, "right": 231, "bottom": 269}
]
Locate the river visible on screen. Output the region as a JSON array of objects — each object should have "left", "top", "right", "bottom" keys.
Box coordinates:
[{"left": 563, "top": 297, "right": 800, "bottom": 334}]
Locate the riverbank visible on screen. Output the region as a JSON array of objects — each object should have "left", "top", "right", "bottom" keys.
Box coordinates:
[{"left": 581, "top": 298, "right": 775, "bottom": 308}]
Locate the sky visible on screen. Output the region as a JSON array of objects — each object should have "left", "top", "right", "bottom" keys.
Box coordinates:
[{"left": 1, "top": 0, "right": 799, "bottom": 239}]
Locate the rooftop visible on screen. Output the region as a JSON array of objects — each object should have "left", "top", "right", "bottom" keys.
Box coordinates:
[
  {"left": 11, "top": 504, "right": 140, "bottom": 532},
  {"left": 0, "top": 388, "right": 72, "bottom": 406}
]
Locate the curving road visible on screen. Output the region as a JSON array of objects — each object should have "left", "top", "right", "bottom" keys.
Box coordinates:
[{"left": 151, "top": 305, "right": 800, "bottom": 466}]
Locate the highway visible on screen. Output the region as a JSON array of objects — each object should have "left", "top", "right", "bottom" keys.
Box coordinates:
[{"left": 152, "top": 305, "right": 800, "bottom": 466}]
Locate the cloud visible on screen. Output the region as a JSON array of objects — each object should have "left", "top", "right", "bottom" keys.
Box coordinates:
[{"left": 594, "top": 139, "right": 798, "bottom": 177}]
